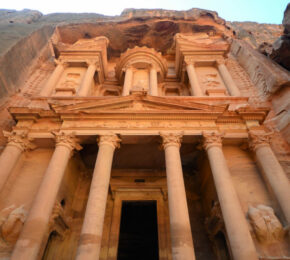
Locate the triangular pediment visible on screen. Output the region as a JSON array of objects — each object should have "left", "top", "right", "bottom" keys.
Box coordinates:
[{"left": 50, "top": 94, "right": 226, "bottom": 113}]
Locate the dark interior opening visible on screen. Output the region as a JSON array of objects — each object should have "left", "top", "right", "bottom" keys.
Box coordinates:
[
  {"left": 117, "top": 201, "right": 159, "bottom": 260},
  {"left": 214, "top": 232, "right": 231, "bottom": 260}
]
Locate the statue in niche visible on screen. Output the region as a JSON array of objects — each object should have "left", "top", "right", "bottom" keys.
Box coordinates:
[
  {"left": 0, "top": 205, "right": 27, "bottom": 244},
  {"left": 202, "top": 73, "right": 221, "bottom": 88},
  {"left": 60, "top": 73, "right": 80, "bottom": 90},
  {"left": 248, "top": 205, "right": 285, "bottom": 243}
]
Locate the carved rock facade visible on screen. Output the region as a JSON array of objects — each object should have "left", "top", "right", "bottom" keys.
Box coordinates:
[{"left": 0, "top": 8, "right": 289, "bottom": 260}]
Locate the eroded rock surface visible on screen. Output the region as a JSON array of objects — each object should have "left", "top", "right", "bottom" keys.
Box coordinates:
[{"left": 269, "top": 3, "right": 290, "bottom": 70}]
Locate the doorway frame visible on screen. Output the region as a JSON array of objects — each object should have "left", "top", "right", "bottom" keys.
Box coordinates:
[{"left": 106, "top": 189, "right": 171, "bottom": 260}]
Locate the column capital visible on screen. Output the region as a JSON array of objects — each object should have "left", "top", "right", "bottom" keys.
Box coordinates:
[
  {"left": 98, "top": 134, "right": 121, "bottom": 149},
  {"left": 248, "top": 131, "right": 272, "bottom": 151},
  {"left": 53, "top": 132, "right": 82, "bottom": 151},
  {"left": 184, "top": 56, "right": 195, "bottom": 66},
  {"left": 85, "top": 59, "right": 99, "bottom": 67},
  {"left": 160, "top": 133, "right": 183, "bottom": 149},
  {"left": 202, "top": 131, "right": 223, "bottom": 150},
  {"left": 3, "top": 131, "right": 36, "bottom": 151},
  {"left": 216, "top": 58, "right": 226, "bottom": 66},
  {"left": 122, "top": 65, "right": 134, "bottom": 72},
  {"left": 54, "top": 59, "right": 69, "bottom": 67}
]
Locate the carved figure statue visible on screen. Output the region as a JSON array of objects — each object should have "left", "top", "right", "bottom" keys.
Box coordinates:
[
  {"left": 0, "top": 205, "right": 27, "bottom": 243},
  {"left": 248, "top": 205, "right": 285, "bottom": 243}
]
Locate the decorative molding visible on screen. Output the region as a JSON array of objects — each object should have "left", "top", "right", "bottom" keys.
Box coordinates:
[
  {"left": 248, "top": 131, "right": 272, "bottom": 151},
  {"left": 3, "top": 131, "right": 36, "bottom": 151},
  {"left": 98, "top": 134, "right": 121, "bottom": 149},
  {"left": 202, "top": 131, "right": 223, "bottom": 150},
  {"left": 53, "top": 132, "right": 82, "bottom": 151},
  {"left": 160, "top": 132, "right": 183, "bottom": 149}
]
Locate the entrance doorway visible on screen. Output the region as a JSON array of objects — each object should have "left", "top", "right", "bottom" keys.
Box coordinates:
[{"left": 117, "top": 201, "right": 159, "bottom": 260}]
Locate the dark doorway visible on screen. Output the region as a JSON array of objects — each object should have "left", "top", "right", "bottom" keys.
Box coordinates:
[
  {"left": 117, "top": 201, "right": 159, "bottom": 260},
  {"left": 214, "top": 232, "right": 231, "bottom": 260}
]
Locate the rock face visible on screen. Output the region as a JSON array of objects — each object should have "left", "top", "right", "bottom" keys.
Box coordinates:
[{"left": 270, "top": 3, "right": 290, "bottom": 70}]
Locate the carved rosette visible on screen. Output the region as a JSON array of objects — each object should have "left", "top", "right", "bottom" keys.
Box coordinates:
[
  {"left": 248, "top": 131, "right": 272, "bottom": 151},
  {"left": 160, "top": 133, "right": 183, "bottom": 149},
  {"left": 98, "top": 134, "right": 121, "bottom": 149},
  {"left": 3, "top": 131, "right": 36, "bottom": 151},
  {"left": 202, "top": 132, "right": 223, "bottom": 150},
  {"left": 53, "top": 132, "right": 82, "bottom": 151}
]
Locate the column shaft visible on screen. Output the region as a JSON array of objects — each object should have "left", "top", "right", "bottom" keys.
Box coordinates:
[
  {"left": 40, "top": 63, "right": 65, "bottom": 96},
  {"left": 186, "top": 64, "right": 203, "bottom": 96},
  {"left": 205, "top": 135, "right": 258, "bottom": 260},
  {"left": 149, "top": 67, "right": 158, "bottom": 96},
  {"left": 217, "top": 63, "right": 241, "bottom": 96},
  {"left": 0, "top": 144, "right": 22, "bottom": 191},
  {"left": 122, "top": 67, "right": 133, "bottom": 96},
  {"left": 11, "top": 135, "right": 77, "bottom": 260},
  {"left": 162, "top": 134, "right": 195, "bottom": 260},
  {"left": 76, "top": 135, "right": 119, "bottom": 260},
  {"left": 78, "top": 64, "right": 96, "bottom": 96},
  {"left": 255, "top": 145, "right": 290, "bottom": 223}
]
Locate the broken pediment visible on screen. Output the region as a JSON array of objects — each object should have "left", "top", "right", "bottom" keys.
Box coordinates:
[
  {"left": 56, "top": 36, "right": 109, "bottom": 52},
  {"left": 50, "top": 94, "right": 226, "bottom": 113}
]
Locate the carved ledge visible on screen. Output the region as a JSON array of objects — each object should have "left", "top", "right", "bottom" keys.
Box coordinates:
[
  {"left": 3, "top": 131, "right": 36, "bottom": 151},
  {"left": 248, "top": 131, "right": 272, "bottom": 151},
  {"left": 160, "top": 132, "right": 183, "bottom": 149},
  {"left": 53, "top": 132, "right": 82, "bottom": 151},
  {"left": 202, "top": 131, "right": 223, "bottom": 150},
  {"left": 98, "top": 134, "right": 121, "bottom": 149}
]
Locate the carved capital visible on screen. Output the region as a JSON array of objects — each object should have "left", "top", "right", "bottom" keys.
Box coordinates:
[
  {"left": 216, "top": 58, "right": 226, "bottom": 66},
  {"left": 3, "top": 131, "right": 36, "bottom": 151},
  {"left": 160, "top": 133, "right": 183, "bottom": 149},
  {"left": 53, "top": 132, "right": 82, "bottom": 151},
  {"left": 248, "top": 131, "right": 271, "bottom": 151},
  {"left": 54, "top": 59, "right": 69, "bottom": 68},
  {"left": 184, "top": 56, "right": 195, "bottom": 66},
  {"left": 202, "top": 131, "right": 223, "bottom": 150},
  {"left": 85, "top": 59, "right": 99, "bottom": 67},
  {"left": 98, "top": 134, "right": 121, "bottom": 149}
]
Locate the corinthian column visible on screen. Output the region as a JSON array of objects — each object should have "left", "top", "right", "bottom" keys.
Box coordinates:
[
  {"left": 203, "top": 132, "right": 258, "bottom": 260},
  {"left": 11, "top": 133, "right": 81, "bottom": 260},
  {"left": 161, "top": 133, "right": 196, "bottom": 260},
  {"left": 78, "top": 60, "right": 97, "bottom": 96},
  {"left": 40, "top": 60, "right": 67, "bottom": 96},
  {"left": 217, "top": 59, "right": 241, "bottom": 96},
  {"left": 249, "top": 131, "right": 290, "bottom": 224},
  {"left": 76, "top": 134, "right": 121, "bottom": 260},
  {"left": 185, "top": 61, "right": 203, "bottom": 96},
  {"left": 122, "top": 67, "right": 133, "bottom": 96},
  {"left": 0, "top": 131, "right": 35, "bottom": 191},
  {"left": 149, "top": 66, "right": 158, "bottom": 96}
]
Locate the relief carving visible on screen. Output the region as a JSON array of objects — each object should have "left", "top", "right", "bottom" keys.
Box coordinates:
[
  {"left": 202, "top": 73, "right": 221, "bottom": 88},
  {"left": 248, "top": 131, "right": 272, "bottom": 151},
  {"left": 248, "top": 205, "right": 285, "bottom": 243}
]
